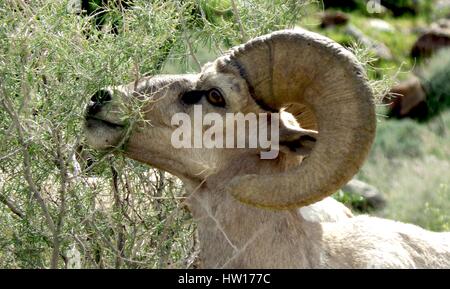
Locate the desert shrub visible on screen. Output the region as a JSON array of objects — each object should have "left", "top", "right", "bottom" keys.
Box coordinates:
[
  {"left": 321, "top": 0, "right": 366, "bottom": 11},
  {"left": 420, "top": 48, "right": 450, "bottom": 120},
  {"left": 358, "top": 110, "right": 450, "bottom": 231},
  {"left": 371, "top": 119, "right": 424, "bottom": 159},
  {"left": 321, "top": 0, "right": 423, "bottom": 16},
  {"left": 333, "top": 190, "right": 368, "bottom": 213},
  {"left": 380, "top": 0, "right": 419, "bottom": 16}
]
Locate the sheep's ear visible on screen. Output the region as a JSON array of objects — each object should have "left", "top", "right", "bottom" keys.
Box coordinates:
[{"left": 279, "top": 124, "right": 318, "bottom": 156}]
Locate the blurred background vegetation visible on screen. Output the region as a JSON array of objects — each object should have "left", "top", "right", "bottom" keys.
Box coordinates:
[{"left": 0, "top": 0, "right": 449, "bottom": 268}]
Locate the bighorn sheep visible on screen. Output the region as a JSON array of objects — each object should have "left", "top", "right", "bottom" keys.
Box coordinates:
[{"left": 84, "top": 29, "right": 450, "bottom": 268}]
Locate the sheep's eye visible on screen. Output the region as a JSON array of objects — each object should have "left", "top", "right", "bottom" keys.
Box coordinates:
[{"left": 206, "top": 88, "right": 226, "bottom": 107}]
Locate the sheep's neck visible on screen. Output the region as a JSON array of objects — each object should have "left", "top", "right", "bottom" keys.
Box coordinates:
[{"left": 185, "top": 186, "right": 318, "bottom": 268}]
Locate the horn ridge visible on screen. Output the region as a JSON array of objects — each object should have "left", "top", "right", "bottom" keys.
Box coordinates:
[{"left": 215, "top": 29, "right": 376, "bottom": 209}]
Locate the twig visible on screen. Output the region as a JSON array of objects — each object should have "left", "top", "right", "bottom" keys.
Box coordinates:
[
  {"left": 110, "top": 164, "right": 126, "bottom": 269},
  {"left": 50, "top": 127, "right": 69, "bottom": 268},
  {"left": 0, "top": 191, "right": 68, "bottom": 265},
  {"left": 0, "top": 194, "right": 25, "bottom": 219},
  {"left": 0, "top": 148, "right": 22, "bottom": 162},
  {"left": 1, "top": 91, "right": 56, "bottom": 235},
  {"left": 177, "top": 2, "right": 201, "bottom": 70},
  {"left": 230, "top": 0, "right": 247, "bottom": 42}
]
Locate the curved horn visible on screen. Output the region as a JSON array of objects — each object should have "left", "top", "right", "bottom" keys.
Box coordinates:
[{"left": 217, "top": 29, "right": 376, "bottom": 209}]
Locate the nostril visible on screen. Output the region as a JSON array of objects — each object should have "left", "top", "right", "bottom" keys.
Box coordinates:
[
  {"left": 86, "top": 90, "right": 111, "bottom": 116},
  {"left": 87, "top": 90, "right": 112, "bottom": 116},
  {"left": 90, "top": 89, "right": 112, "bottom": 104}
]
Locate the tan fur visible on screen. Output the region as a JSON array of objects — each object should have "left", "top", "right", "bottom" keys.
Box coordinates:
[
  {"left": 84, "top": 75, "right": 450, "bottom": 269},
  {"left": 184, "top": 156, "right": 450, "bottom": 268},
  {"left": 84, "top": 30, "right": 450, "bottom": 268}
]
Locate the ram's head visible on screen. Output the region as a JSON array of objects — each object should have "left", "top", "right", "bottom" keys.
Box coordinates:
[{"left": 84, "top": 29, "right": 376, "bottom": 209}]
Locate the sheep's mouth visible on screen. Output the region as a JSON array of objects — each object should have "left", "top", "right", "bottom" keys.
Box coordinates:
[{"left": 85, "top": 116, "right": 124, "bottom": 129}]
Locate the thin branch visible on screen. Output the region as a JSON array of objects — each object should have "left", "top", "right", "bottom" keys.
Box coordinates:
[
  {"left": 230, "top": 0, "right": 247, "bottom": 42},
  {"left": 177, "top": 2, "right": 202, "bottom": 70},
  {"left": 0, "top": 194, "right": 25, "bottom": 219},
  {"left": 1, "top": 92, "right": 56, "bottom": 235},
  {"left": 111, "top": 165, "right": 126, "bottom": 269},
  {"left": 50, "top": 127, "right": 69, "bottom": 268},
  {"left": 0, "top": 192, "right": 68, "bottom": 265},
  {"left": 0, "top": 148, "right": 22, "bottom": 162}
]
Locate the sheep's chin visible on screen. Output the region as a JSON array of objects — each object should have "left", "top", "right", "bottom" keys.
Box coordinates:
[{"left": 84, "top": 117, "right": 124, "bottom": 150}]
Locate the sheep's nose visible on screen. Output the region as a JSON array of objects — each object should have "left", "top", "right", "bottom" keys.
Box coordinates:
[{"left": 86, "top": 89, "right": 112, "bottom": 116}]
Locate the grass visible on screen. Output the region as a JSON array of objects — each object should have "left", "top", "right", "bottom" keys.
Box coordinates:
[
  {"left": 421, "top": 48, "right": 450, "bottom": 120},
  {"left": 356, "top": 110, "right": 450, "bottom": 231}
]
